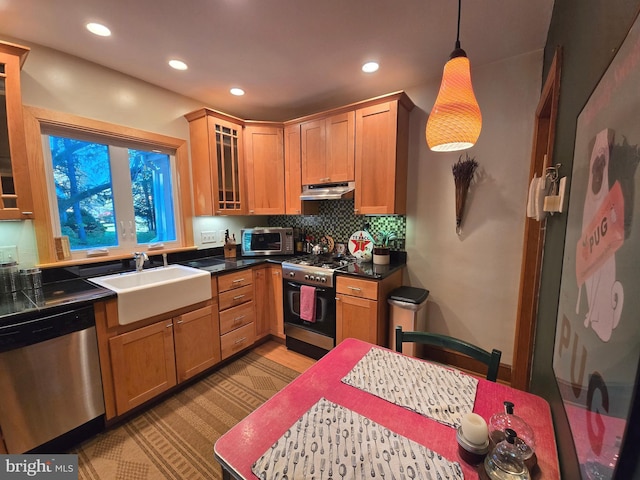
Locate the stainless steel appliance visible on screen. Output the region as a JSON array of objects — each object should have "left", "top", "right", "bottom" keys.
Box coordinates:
[
  {"left": 299, "top": 181, "right": 355, "bottom": 200},
  {"left": 282, "top": 254, "right": 355, "bottom": 359},
  {"left": 0, "top": 305, "right": 105, "bottom": 453},
  {"left": 241, "top": 227, "right": 294, "bottom": 256}
]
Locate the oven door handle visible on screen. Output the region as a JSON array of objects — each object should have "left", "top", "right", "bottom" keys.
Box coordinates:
[{"left": 286, "top": 281, "right": 331, "bottom": 294}]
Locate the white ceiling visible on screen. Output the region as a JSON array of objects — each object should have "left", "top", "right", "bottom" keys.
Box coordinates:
[{"left": 1, "top": 0, "right": 554, "bottom": 121}]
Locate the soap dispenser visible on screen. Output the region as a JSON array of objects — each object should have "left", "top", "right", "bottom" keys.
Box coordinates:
[{"left": 484, "top": 428, "right": 531, "bottom": 480}]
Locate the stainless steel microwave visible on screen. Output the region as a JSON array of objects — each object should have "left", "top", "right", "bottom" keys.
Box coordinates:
[{"left": 240, "top": 227, "right": 294, "bottom": 256}]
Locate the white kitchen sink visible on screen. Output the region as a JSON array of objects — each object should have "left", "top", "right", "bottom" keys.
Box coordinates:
[{"left": 88, "top": 264, "right": 211, "bottom": 325}]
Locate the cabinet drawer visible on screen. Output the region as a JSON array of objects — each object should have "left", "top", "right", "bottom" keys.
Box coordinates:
[
  {"left": 221, "top": 322, "right": 255, "bottom": 359},
  {"left": 218, "top": 270, "right": 253, "bottom": 292},
  {"left": 219, "top": 284, "right": 253, "bottom": 310},
  {"left": 219, "top": 301, "right": 255, "bottom": 335},
  {"left": 336, "top": 276, "right": 378, "bottom": 300}
]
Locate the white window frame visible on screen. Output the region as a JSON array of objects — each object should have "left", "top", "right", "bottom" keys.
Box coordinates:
[{"left": 41, "top": 133, "right": 182, "bottom": 259}]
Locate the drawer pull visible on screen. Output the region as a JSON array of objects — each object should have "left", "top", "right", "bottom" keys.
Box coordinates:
[
  {"left": 233, "top": 294, "right": 246, "bottom": 301},
  {"left": 232, "top": 278, "right": 245, "bottom": 283},
  {"left": 233, "top": 315, "right": 246, "bottom": 324},
  {"left": 166, "top": 323, "right": 173, "bottom": 328},
  {"left": 348, "top": 286, "right": 362, "bottom": 292},
  {"left": 234, "top": 337, "right": 247, "bottom": 345}
]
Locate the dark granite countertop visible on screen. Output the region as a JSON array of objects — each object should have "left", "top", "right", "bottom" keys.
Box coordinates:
[
  {"left": 0, "top": 278, "right": 114, "bottom": 324},
  {"left": 337, "top": 259, "right": 406, "bottom": 280},
  {"left": 0, "top": 249, "right": 406, "bottom": 323}
]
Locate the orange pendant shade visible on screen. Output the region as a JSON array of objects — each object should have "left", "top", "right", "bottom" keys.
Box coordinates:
[{"left": 426, "top": 55, "right": 482, "bottom": 152}]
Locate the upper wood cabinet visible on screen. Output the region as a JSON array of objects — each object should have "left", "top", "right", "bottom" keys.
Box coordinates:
[
  {"left": 284, "top": 123, "right": 318, "bottom": 215},
  {"left": 185, "top": 108, "right": 245, "bottom": 215},
  {"left": 244, "top": 123, "right": 285, "bottom": 215},
  {"left": 301, "top": 111, "right": 355, "bottom": 185},
  {"left": 354, "top": 93, "right": 414, "bottom": 215},
  {"left": 0, "top": 41, "right": 33, "bottom": 220}
]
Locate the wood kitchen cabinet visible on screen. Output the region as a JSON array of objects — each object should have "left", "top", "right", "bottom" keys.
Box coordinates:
[
  {"left": 244, "top": 123, "right": 285, "bottom": 214},
  {"left": 335, "top": 270, "right": 403, "bottom": 346},
  {"left": 284, "top": 123, "right": 318, "bottom": 215},
  {"left": 253, "top": 267, "right": 270, "bottom": 339},
  {"left": 106, "top": 302, "right": 220, "bottom": 417},
  {"left": 173, "top": 304, "right": 221, "bottom": 383},
  {"left": 301, "top": 111, "right": 355, "bottom": 185},
  {"left": 184, "top": 108, "right": 245, "bottom": 215},
  {"left": 354, "top": 93, "right": 414, "bottom": 215},
  {"left": 109, "top": 319, "right": 177, "bottom": 416},
  {"left": 0, "top": 41, "right": 33, "bottom": 220},
  {"left": 269, "top": 265, "right": 284, "bottom": 338},
  {"left": 254, "top": 265, "right": 284, "bottom": 341},
  {"left": 218, "top": 269, "right": 256, "bottom": 359}
]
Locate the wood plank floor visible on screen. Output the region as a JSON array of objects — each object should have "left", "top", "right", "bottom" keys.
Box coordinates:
[{"left": 253, "top": 339, "right": 316, "bottom": 374}]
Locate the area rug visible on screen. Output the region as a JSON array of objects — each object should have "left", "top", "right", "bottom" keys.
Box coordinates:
[{"left": 72, "top": 350, "right": 300, "bottom": 480}]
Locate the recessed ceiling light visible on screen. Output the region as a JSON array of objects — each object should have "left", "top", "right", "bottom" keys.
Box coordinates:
[
  {"left": 362, "top": 62, "right": 379, "bottom": 73},
  {"left": 230, "top": 87, "right": 245, "bottom": 96},
  {"left": 86, "top": 22, "right": 111, "bottom": 37},
  {"left": 168, "top": 59, "right": 188, "bottom": 70}
]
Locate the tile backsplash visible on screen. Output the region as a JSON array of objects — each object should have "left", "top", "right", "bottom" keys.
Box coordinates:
[{"left": 268, "top": 199, "right": 406, "bottom": 250}]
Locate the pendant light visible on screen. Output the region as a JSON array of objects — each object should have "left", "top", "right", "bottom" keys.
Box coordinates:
[{"left": 425, "top": 0, "right": 482, "bottom": 152}]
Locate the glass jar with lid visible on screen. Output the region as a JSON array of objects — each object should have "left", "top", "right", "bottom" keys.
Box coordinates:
[
  {"left": 484, "top": 428, "right": 531, "bottom": 480},
  {"left": 489, "top": 400, "right": 536, "bottom": 467}
]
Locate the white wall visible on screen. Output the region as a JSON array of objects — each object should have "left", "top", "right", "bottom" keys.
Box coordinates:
[{"left": 404, "top": 51, "right": 543, "bottom": 365}]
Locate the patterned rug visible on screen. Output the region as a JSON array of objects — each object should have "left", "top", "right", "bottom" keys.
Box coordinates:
[{"left": 72, "top": 350, "right": 299, "bottom": 480}]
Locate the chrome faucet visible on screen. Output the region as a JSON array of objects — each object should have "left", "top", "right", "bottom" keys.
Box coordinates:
[{"left": 133, "top": 252, "right": 148, "bottom": 272}]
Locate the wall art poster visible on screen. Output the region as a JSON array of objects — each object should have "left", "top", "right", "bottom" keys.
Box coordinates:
[{"left": 552, "top": 12, "right": 640, "bottom": 480}]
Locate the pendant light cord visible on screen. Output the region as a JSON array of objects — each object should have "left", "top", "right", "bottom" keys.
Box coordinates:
[{"left": 455, "top": 0, "right": 461, "bottom": 49}]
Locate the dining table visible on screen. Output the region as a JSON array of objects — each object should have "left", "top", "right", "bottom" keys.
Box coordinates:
[{"left": 214, "top": 337, "right": 560, "bottom": 479}]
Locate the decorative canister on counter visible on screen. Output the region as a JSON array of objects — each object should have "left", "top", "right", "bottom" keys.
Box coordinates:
[{"left": 0, "top": 261, "right": 19, "bottom": 294}]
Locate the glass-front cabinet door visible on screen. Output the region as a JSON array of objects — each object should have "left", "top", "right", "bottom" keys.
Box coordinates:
[
  {"left": 0, "top": 41, "right": 32, "bottom": 220},
  {"left": 185, "top": 108, "right": 245, "bottom": 215}
]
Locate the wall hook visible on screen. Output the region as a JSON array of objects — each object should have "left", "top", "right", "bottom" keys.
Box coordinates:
[{"left": 543, "top": 164, "right": 566, "bottom": 214}]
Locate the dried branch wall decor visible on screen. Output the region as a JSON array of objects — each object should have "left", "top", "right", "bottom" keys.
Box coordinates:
[{"left": 452, "top": 153, "right": 478, "bottom": 235}]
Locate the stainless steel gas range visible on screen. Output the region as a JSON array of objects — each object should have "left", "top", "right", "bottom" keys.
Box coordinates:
[{"left": 281, "top": 254, "right": 355, "bottom": 359}]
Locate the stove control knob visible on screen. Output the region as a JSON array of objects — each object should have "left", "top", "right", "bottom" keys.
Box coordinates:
[
  {"left": 320, "top": 277, "right": 327, "bottom": 283},
  {"left": 309, "top": 275, "right": 316, "bottom": 281},
  {"left": 289, "top": 272, "right": 295, "bottom": 277},
  {"left": 304, "top": 274, "right": 310, "bottom": 280}
]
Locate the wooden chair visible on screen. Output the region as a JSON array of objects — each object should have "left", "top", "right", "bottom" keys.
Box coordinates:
[{"left": 395, "top": 326, "right": 502, "bottom": 382}]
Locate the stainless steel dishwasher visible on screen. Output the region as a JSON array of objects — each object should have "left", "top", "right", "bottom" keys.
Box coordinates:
[{"left": 0, "top": 304, "right": 105, "bottom": 453}]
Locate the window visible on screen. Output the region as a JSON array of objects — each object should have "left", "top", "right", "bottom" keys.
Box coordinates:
[
  {"left": 23, "top": 106, "right": 193, "bottom": 264},
  {"left": 43, "top": 132, "right": 179, "bottom": 257}
]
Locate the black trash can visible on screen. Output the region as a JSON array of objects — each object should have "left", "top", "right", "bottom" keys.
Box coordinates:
[{"left": 387, "top": 286, "right": 429, "bottom": 356}]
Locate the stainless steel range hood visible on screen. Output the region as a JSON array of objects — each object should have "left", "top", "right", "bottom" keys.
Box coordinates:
[{"left": 300, "top": 182, "right": 355, "bottom": 201}]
